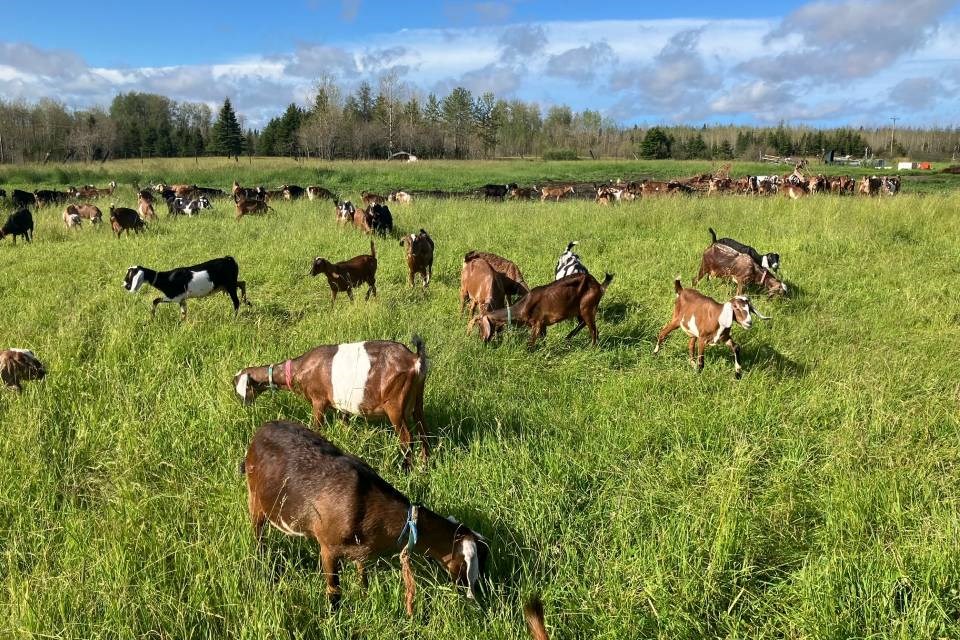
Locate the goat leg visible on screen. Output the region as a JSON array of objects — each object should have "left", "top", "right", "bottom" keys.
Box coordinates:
[
  {"left": 355, "top": 561, "right": 368, "bottom": 591},
  {"left": 696, "top": 339, "right": 705, "bottom": 371},
  {"left": 566, "top": 316, "right": 586, "bottom": 340},
  {"left": 238, "top": 281, "right": 252, "bottom": 306},
  {"left": 654, "top": 320, "right": 679, "bottom": 354},
  {"left": 320, "top": 546, "right": 342, "bottom": 611},
  {"left": 727, "top": 338, "right": 743, "bottom": 379},
  {"left": 688, "top": 337, "right": 696, "bottom": 366}
]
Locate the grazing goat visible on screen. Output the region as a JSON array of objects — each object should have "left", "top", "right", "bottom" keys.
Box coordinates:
[
  {"left": 11, "top": 189, "right": 36, "bottom": 208},
  {"left": 235, "top": 338, "right": 430, "bottom": 468},
  {"left": 34, "top": 189, "right": 68, "bottom": 208},
  {"left": 180, "top": 196, "right": 213, "bottom": 216},
  {"left": 654, "top": 279, "right": 769, "bottom": 378},
  {"left": 695, "top": 242, "right": 787, "bottom": 297},
  {"left": 281, "top": 184, "right": 305, "bottom": 200},
  {"left": 0, "top": 349, "right": 46, "bottom": 391},
  {"left": 400, "top": 229, "right": 434, "bottom": 287},
  {"left": 482, "top": 183, "right": 516, "bottom": 201},
  {"left": 307, "top": 186, "right": 337, "bottom": 201},
  {"left": 781, "top": 182, "right": 808, "bottom": 199},
  {"left": 63, "top": 205, "right": 83, "bottom": 229},
  {"left": 510, "top": 186, "right": 539, "bottom": 200},
  {"left": 310, "top": 240, "right": 378, "bottom": 306},
  {"left": 74, "top": 203, "right": 103, "bottom": 224},
  {"left": 123, "top": 256, "right": 251, "bottom": 319},
  {"left": 462, "top": 251, "right": 528, "bottom": 300},
  {"left": 364, "top": 203, "right": 394, "bottom": 236},
  {"left": 110, "top": 205, "right": 145, "bottom": 237},
  {"left": 235, "top": 193, "right": 271, "bottom": 220},
  {"left": 460, "top": 253, "right": 507, "bottom": 322},
  {"left": 858, "top": 176, "right": 882, "bottom": 196},
  {"left": 361, "top": 191, "right": 386, "bottom": 206},
  {"left": 388, "top": 190, "right": 413, "bottom": 204},
  {"left": 540, "top": 185, "right": 574, "bottom": 202},
  {"left": 1, "top": 209, "right": 34, "bottom": 244},
  {"left": 555, "top": 241, "right": 589, "bottom": 280},
  {"left": 240, "top": 418, "right": 485, "bottom": 612},
  {"left": 473, "top": 272, "right": 614, "bottom": 348},
  {"left": 641, "top": 181, "right": 686, "bottom": 196},
  {"left": 708, "top": 228, "right": 780, "bottom": 271}
]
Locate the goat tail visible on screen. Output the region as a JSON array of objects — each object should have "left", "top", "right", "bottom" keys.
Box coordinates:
[
  {"left": 237, "top": 459, "right": 247, "bottom": 476},
  {"left": 600, "top": 272, "right": 614, "bottom": 291},
  {"left": 370, "top": 239, "right": 377, "bottom": 258},
  {"left": 524, "top": 597, "right": 550, "bottom": 640},
  {"left": 411, "top": 335, "right": 428, "bottom": 376},
  {"left": 463, "top": 250, "right": 479, "bottom": 264},
  {"left": 674, "top": 277, "right": 683, "bottom": 294},
  {"left": 709, "top": 227, "right": 717, "bottom": 243}
]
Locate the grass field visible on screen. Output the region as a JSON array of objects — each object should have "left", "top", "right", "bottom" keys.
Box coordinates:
[{"left": 2, "top": 159, "right": 960, "bottom": 638}]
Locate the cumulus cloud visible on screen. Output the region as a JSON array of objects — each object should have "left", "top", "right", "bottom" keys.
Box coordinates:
[
  {"left": 433, "top": 63, "right": 522, "bottom": 96},
  {"left": 886, "top": 76, "right": 953, "bottom": 110},
  {"left": 498, "top": 24, "right": 548, "bottom": 62},
  {"left": 545, "top": 41, "right": 616, "bottom": 85},
  {"left": 0, "top": 42, "right": 87, "bottom": 79},
  {"left": 739, "top": 0, "right": 955, "bottom": 82},
  {"left": 284, "top": 44, "right": 358, "bottom": 77}
]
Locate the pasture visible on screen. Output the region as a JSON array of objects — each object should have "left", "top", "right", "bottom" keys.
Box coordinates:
[{"left": 2, "top": 159, "right": 960, "bottom": 638}]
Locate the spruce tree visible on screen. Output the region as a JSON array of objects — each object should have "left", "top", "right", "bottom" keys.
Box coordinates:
[{"left": 211, "top": 98, "right": 244, "bottom": 159}]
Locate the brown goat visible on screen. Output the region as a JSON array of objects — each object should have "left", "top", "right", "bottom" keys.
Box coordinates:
[
  {"left": 859, "top": 176, "right": 882, "bottom": 196},
  {"left": 63, "top": 205, "right": 83, "bottom": 229},
  {"left": 109, "top": 205, "right": 145, "bottom": 238},
  {"left": 400, "top": 229, "right": 434, "bottom": 287},
  {"left": 310, "top": 240, "right": 378, "bottom": 306},
  {"left": 361, "top": 191, "right": 386, "bottom": 206},
  {"left": 460, "top": 253, "right": 507, "bottom": 324},
  {"left": 241, "top": 419, "right": 485, "bottom": 613},
  {"left": 540, "top": 185, "right": 574, "bottom": 202},
  {"left": 462, "top": 251, "right": 528, "bottom": 300},
  {"left": 234, "top": 337, "right": 430, "bottom": 469},
  {"left": 235, "top": 193, "right": 271, "bottom": 220},
  {"left": 473, "top": 272, "right": 614, "bottom": 348},
  {"left": 781, "top": 182, "right": 809, "bottom": 199},
  {"left": 138, "top": 194, "right": 157, "bottom": 221},
  {"left": 0, "top": 349, "right": 46, "bottom": 391},
  {"left": 695, "top": 243, "right": 787, "bottom": 297},
  {"left": 654, "top": 279, "right": 769, "bottom": 378},
  {"left": 75, "top": 203, "right": 103, "bottom": 223}
]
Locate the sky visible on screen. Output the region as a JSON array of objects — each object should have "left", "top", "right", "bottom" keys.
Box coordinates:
[{"left": 1, "top": 0, "right": 959, "bottom": 128}]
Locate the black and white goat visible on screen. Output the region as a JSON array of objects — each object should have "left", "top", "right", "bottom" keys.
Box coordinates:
[
  {"left": 122, "top": 256, "right": 252, "bottom": 319},
  {"left": 169, "top": 195, "right": 213, "bottom": 216},
  {"left": 708, "top": 228, "right": 780, "bottom": 272},
  {"left": 555, "top": 241, "right": 588, "bottom": 280}
]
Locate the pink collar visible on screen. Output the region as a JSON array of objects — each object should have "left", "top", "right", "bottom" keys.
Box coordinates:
[{"left": 284, "top": 359, "right": 293, "bottom": 388}]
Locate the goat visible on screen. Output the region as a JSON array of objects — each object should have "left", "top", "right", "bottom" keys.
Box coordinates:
[
  {"left": 695, "top": 242, "right": 787, "bottom": 297},
  {"left": 460, "top": 253, "right": 507, "bottom": 322},
  {"left": 310, "top": 240, "right": 377, "bottom": 306},
  {"left": 33, "top": 189, "right": 68, "bottom": 208},
  {"left": 335, "top": 200, "right": 358, "bottom": 225},
  {"left": 472, "top": 272, "right": 614, "bottom": 348},
  {"left": 555, "top": 241, "right": 589, "bottom": 280},
  {"left": 235, "top": 337, "right": 430, "bottom": 468},
  {"left": 882, "top": 175, "right": 901, "bottom": 196},
  {"left": 307, "top": 186, "right": 336, "bottom": 201},
  {"left": 182, "top": 196, "right": 213, "bottom": 216},
  {"left": 0, "top": 209, "right": 34, "bottom": 244},
  {"left": 123, "top": 256, "right": 251, "bottom": 319},
  {"left": 708, "top": 228, "right": 780, "bottom": 271},
  {"left": 239, "top": 418, "right": 484, "bottom": 612},
  {"left": 462, "top": 251, "right": 528, "bottom": 300},
  {"left": 364, "top": 203, "right": 394, "bottom": 236},
  {"left": 138, "top": 193, "right": 157, "bottom": 221},
  {"left": 539, "top": 185, "right": 574, "bottom": 202},
  {"left": 781, "top": 182, "right": 808, "bottom": 199},
  {"left": 482, "top": 183, "right": 515, "bottom": 201},
  {"left": 400, "top": 229, "right": 434, "bottom": 287},
  {"left": 0, "top": 349, "right": 46, "bottom": 391},
  {"left": 509, "top": 186, "right": 539, "bottom": 200},
  {"left": 72, "top": 203, "right": 103, "bottom": 224},
  {"left": 195, "top": 186, "right": 225, "bottom": 199},
  {"left": 388, "top": 190, "right": 413, "bottom": 204},
  {"left": 232, "top": 181, "right": 265, "bottom": 201},
  {"left": 63, "top": 205, "right": 83, "bottom": 229},
  {"left": 640, "top": 181, "right": 686, "bottom": 196},
  {"left": 11, "top": 189, "right": 36, "bottom": 208},
  {"left": 361, "top": 191, "right": 386, "bottom": 206},
  {"left": 654, "top": 278, "right": 769, "bottom": 378},
  {"left": 235, "top": 193, "right": 272, "bottom": 220},
  {"left": 859, "top": 176, "right": 882, "bottom": 196},
  {"left": 110, "top": 205, "right": 145, "bottom": 238},
  {"left": 281, "top": 184, "right": 305, "bottom": 200},
  {"left": 81, "top": 181, "right": 117, "bottom": 198}
]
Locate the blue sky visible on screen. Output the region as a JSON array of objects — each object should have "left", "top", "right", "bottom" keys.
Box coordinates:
[{"left": 2, "top": 0, "right": 959, "bottom": 127}]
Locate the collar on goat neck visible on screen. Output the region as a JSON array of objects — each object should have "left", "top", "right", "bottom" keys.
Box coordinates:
[
  {"left": 397, "top": 505, "right": 419, "bottom": 552},
  {"left": 267, "top": 360, "right": 294, "bottom": 391}
]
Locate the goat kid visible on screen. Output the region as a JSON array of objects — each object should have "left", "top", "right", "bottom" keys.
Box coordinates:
[
  {"left": 240, "top": 419, "right": 484, "bottom": 613},
  {"left": 654, "top": 279, "right": 769, "bottom": 378},
  {"left": 555, "top": 241, "right": 589, "bottom": 280},
  {"left": 695, "top": 242, "right": 787, "bottom": 297},
  {"left": 0, "top": 349, "right": 46, "bottom": 391},
  {"left": 123, "top": 256, "right": 251, "bottom": 319}
]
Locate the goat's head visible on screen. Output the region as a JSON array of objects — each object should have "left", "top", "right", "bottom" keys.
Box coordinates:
[
  {"left": 727, "top": 296, "right": 771, "bottom": 330},
  {"left": 123, "top": 266, "right": 147, "bottom": 293},
  {"left": 443, "top": 521, "right": 489, "bottom": 599},
  {"left": 232, "top": 368, "right": 269, "bottom": 405},
  {"left": 310, "top": 257, "right": 331, "bottom": 276}
]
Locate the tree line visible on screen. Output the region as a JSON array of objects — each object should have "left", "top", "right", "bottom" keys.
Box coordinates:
[{"left": 0, "top": 79, "right": 958, "bottom": 163}]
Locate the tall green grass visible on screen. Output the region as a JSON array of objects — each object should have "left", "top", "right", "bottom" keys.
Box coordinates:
[{"left": 1, "top": 165, "right": 959, "bottom": 638}]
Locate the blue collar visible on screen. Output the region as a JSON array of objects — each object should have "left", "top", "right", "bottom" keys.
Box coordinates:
[{"left": 397, "top": 505, "right": 419, "bottom": 551}]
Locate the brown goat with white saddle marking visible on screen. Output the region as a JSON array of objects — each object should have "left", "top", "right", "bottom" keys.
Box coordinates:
[
  {"left": 473, "top": 272, "right": 613, "bottom": 347},
  {"left": 240, "top": 419, "right": 486, "bottom": 614},
  {"left": 234, "top": 337, "right": 430, "bottom": 469},
  {"left": 695, "top": 242, "right": 787, "bottom": 297},
  {"left": 654, "top": 279, "right": 769, "bottom": 378}
]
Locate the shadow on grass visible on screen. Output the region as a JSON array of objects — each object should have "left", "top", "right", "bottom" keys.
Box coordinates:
[{"left": 746, "top": 344, "right": 808, "bottom": 377}]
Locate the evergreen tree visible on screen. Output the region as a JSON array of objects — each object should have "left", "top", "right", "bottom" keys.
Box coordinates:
[
  {"left": 211, "top": 98, "right": 244, "bottom": 158},
  {"left": 639, "top": 127, "right": 672, "bottom": 159}
]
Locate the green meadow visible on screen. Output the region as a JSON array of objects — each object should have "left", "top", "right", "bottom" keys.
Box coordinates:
[{"left": 1, "top": 159, "right": 959, "bottom": 638}]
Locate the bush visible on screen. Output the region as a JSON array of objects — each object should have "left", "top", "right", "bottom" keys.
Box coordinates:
[{"left": 542, "top": 148, "right": 579, "bottom": 161}]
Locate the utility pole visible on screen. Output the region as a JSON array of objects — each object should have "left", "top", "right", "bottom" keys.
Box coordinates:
[{"left": 890, "top": 116, "right": 898, "bottom": 156}]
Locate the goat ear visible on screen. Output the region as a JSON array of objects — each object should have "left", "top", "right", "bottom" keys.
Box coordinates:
[
  {"left": 235, "top": 372, "right": 250, "bottom": 400},
  {"left": 459, "top": 537, "right": 480, "bottom": 598}
]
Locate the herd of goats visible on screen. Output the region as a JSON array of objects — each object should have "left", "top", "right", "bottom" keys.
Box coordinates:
[{"left": 0, "top": 163, "right": 843, "bottom": 636}]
